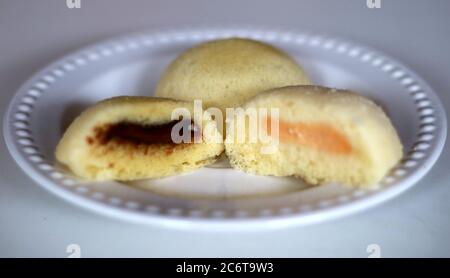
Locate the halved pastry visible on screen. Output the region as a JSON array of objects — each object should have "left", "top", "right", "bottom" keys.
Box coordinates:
[
  {"left": 56, "top": 96, "right": 224, "bottom": 181},
  {"left": 225, "top": 86, "right": 403, "bottom": 187}
]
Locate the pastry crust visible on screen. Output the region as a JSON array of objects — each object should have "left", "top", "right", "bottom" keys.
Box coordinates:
[
  {"left": 55, "top": 96, "right": 224, "bottom": 181},
  {"left": 155, "top": 38, "right": 311, "bottom": 111},
  {"left": 225, "top": 86, "right": 403, "bottom": 187}
]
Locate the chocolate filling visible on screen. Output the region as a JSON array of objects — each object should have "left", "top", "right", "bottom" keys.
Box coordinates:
[{"left": 89, "top": 120, "right": 201, "bottom": 146}]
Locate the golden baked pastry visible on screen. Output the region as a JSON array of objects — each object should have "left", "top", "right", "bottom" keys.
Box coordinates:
[
  {"left": 225, "top": 86, "right": 403, "bottom": 187},
  {"left": 155, "top": 38, "right": 311, "bottom": 111},
  {"left": 55, "top": 96, "right": 224, "bottom": 181}
]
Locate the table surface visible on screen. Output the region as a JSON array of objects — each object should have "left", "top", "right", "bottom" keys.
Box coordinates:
[{"left": 1, "top": 0, "right": 449, "bottom": 258}]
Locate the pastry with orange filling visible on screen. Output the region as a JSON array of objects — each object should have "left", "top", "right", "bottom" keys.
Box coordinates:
[
  {"left": 225, "top": 86, "right": 403, "bottom": 187},
  {"left": 55, "top": 96, "right": 224, "bottom": 181}
]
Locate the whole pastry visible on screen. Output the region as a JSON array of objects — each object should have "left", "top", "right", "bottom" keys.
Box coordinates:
[{"left": 155, "top": 38, "right": 311, "bottom": 111}]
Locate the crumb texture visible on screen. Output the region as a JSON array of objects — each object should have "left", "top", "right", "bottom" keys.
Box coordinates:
[
  {"left": 225, "top": 86, "right": 404, "bottom": 187},
  {"left": 55, "top": 96, "right": 224, "bottom": 180}
]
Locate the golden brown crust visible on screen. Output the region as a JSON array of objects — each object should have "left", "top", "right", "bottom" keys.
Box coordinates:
[
  {"left": 225, "top": 85, "right": 403, "bottom": 187},
  {"left": 55, "top": 96, "right": 224, "bottom": 181},
  {"left": 155, "top": 38, "right": 311, "bottom": 110}
]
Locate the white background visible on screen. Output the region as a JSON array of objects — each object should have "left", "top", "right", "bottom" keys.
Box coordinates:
[{"left": 0, "top": 0, "right": 449, "bottom": 257}]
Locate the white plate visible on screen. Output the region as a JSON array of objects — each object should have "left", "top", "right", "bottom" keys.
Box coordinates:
[{"left": 3, "top": 27, "right": 447, "bottom": 230}]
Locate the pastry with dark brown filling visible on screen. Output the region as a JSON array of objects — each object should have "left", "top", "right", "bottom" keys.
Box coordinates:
[{"left": 55, "top": 96, "right": 224, "bottom": 180}]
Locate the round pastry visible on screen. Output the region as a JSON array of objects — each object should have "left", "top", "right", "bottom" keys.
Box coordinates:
[
  {"left": 225, "top": 86, "right": 403, "bottom": 187},
  {"left": 55, "top": 96, "right": 224, "bottom": 181},
  {"left": 155, "top": 38, "right": 311, "bottom": 111}
]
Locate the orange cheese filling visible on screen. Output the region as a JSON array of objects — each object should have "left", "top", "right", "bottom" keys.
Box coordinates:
[{"left": 266, "top": 117, "right": 352, "bottom": 154}]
